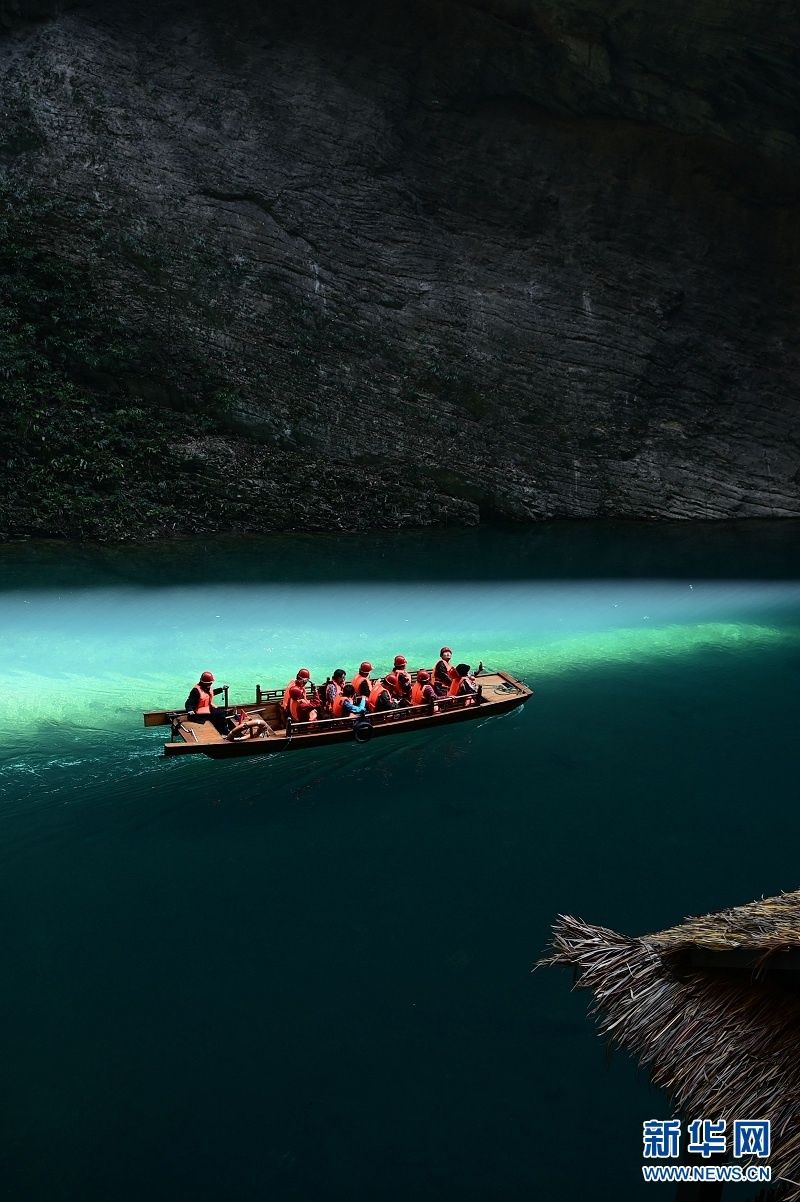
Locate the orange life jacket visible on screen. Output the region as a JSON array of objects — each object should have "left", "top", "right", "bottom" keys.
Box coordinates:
[
  {"left": 324, "top": 681, "right": 342, "bottom": 710},
  {"left": 411, "top": 682, "right": 432, "bottom": 706},
  {"left": 351, "top": 673, "right": 372, "bottom": 696},
  {"left": 290, "top": 696, "right": 314, "bottom": 723},
  {"left": 449, "top": 675, "right": 471, "bottom": 697},
  {"left": 331, "top": 694, "right": 347, "bottom": 718},
  {"left": 367, "top": 682, "right": 388, "bottom": 713},
  {"left": 194, "top": 683, "right": 213, "bottom": 713},
  {"left": 283, "top": 680, "right": 305, "bottom": 709},
  {"left": 384, "top": 672, "right": 401, "bottom": 699}
]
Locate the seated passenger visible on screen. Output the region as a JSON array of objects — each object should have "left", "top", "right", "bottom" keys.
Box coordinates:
[
  {"left": 351, "top": 661, "right": 376, "bottom": 700},
  {"left": 323, "top": 669, "right": 347, "bottom": 713},
  {"left": 448, "top": 663, "right": 479, "bottom": 702},
  {"left": 410, "top": 669, "right": 436, "bottom": 707},
  {"left": 367, "top": 678, "right": 396, "bottom": 713},
  {"left": 383, "top": 671, "right": 403, "bottom": 703},
  {"left": 283, "top": 668, "right": 311, "bottom": 710},
  {"left": 288, "top": 685, "right": 318, "bottom": 724},
  {"left": 433, "top": 647, "right": 457, "bottom": 696},
  {"left": 391, "top": 655, "right": 412, "bottom": 704},
  {"left": 331, "top": 683, "right": 367, "bottom": 718},
  {"left": 185, "top": 670, "right": 231, "bottom": 736}
]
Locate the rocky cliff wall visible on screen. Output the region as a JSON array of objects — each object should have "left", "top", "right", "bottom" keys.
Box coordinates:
[{"left": 1, "top": 0, "right": 798, "bottom": 537}]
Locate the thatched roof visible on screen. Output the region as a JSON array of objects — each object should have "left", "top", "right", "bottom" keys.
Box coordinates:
[
  {"left": 643, "top": 889, "right": 800, "bottom": 954},
  {"left": 544, "top": 890, "right": 800, "bottom": 1199}
]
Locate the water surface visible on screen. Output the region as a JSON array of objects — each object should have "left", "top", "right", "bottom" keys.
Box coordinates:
[{"left": 1, "top": 523, "right": 799, "bottom": 1200}]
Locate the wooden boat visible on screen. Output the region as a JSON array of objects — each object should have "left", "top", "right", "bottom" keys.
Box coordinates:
[{"left": 142, "top": 669, "right": 533, "bottom": 758}]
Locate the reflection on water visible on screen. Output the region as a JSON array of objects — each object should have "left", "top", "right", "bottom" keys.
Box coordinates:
[{"left": 0, "top": 526, "right": 799, "bottom": 1202}]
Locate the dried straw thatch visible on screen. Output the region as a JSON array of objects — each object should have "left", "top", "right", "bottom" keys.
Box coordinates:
[{"left": 543, "top": 890, "right": 800, "bottom": 1198}]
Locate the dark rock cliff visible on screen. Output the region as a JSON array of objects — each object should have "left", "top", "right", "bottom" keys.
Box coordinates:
[{"left": 1, "top": 0, "right": 798, "bottom": 538}]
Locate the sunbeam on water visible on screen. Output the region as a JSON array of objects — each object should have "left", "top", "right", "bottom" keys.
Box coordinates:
[
  {"left": 3, "top": 577, "right": 798, "bottom": 743},
  {"left": 1, "top": 527, "right": 799, "bottom": 1202}
]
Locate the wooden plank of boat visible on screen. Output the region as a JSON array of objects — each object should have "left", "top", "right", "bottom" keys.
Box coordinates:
[{"left": 142, "top": 670, "right": 532, "bottom": 759}]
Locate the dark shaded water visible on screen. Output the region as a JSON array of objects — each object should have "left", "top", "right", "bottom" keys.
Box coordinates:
[{"left": 2, "top": 523, "right": 799, "bottom": 1200}]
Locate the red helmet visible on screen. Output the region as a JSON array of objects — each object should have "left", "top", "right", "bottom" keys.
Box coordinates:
[
  {"left": 200, "top": 671, "right": 215, "bottom": 683},
  {"left": 359, "top": 661, "right": 373, "bottom": 674},
  {"left": 384, "top": 672, "right": 398, "bottom": 689},
  {"left": 417, "top": 669, "right": 430, "bottom": 682},
  {"left": 289, "top": 685, "right": 305, "bottom": 699},
  {"left": 296, "top": 668, "right": 311, "bottom": 680},
  {"left": 394, "top": 655, "right": 407, "bottom": 668},
  {"left": 440, "top": 647, "right": 452, "bottom": 657}
]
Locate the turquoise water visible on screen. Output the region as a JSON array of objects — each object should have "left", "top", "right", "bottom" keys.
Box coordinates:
[{"left": 1, "top": 524, "right": 799, "bottom": 1200}]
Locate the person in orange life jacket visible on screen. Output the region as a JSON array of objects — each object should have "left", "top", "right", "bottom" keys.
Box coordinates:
[
  {"left": 410, "top": 669, "right": 436, "bottom": 707},
  {"left": 367, "top": 678, "right": 396, "bottom": 713},
  {"left": 433, "top": 646, "right": 457, "bottom": 695},
  {"left": 185, "top": 670, "right": 231, "bottom": 735},
  {"left": 323, "top": 669, "right": 347, "bottom": 712},
  {"left": 331, "top": 683, "right": 367, "bottom": 718},
  {"left": 287, "top": 685, "right": 317, "bottom": 724},
  {"left": 390, "top": 655, "right": 412, "bottom": 703},
  {"left": 351, "top": 661, "right": 376, "bottom": 699},
  {"left": 448, "top": 663, "right": 478, "bottom": 701},
  {"left": 283, "top": 668, "right": 311, "bottom": 710},
  {"left": 383, "top": 672, "right": 402, "bottom": 702}
]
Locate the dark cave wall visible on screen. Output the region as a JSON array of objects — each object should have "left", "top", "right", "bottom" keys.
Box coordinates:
[{"left": 0, "top": 0, "right": 798, "bottom": 538}]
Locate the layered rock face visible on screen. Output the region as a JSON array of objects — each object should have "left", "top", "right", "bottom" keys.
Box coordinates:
[{"left": 1, "top": 0, "right": 799, "bottom": 535}]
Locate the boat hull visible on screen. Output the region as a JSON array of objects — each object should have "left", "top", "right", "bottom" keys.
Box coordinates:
[
  {"left": 144, "top": 670, "right": 532, "bottom": 759},
  {"left": 205, "top": 690, "right": 528, "bottom": 758}
]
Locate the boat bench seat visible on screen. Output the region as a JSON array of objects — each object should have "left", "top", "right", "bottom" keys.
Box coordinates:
[{"left": 182, "top": 719, "right": 226, "bottom": 744}]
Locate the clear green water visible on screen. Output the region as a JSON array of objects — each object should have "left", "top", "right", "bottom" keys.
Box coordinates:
[{"left": 1, "top": 524, "right": 799, "bottom": 1200}]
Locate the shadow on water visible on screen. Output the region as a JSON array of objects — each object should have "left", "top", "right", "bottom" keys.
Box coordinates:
[{"left": 2, "top": 520, "right": 800, "bottom": 590}]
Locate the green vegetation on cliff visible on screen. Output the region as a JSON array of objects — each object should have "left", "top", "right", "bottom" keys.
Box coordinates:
[
  {"left": 0, "top": 189, "right": 233, "bottom": 539},
  {"left": 2, "top": 0, "right": 799, "bottom": 532}
]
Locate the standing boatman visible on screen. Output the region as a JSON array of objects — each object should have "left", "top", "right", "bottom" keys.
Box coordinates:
[{"left": 185, "top": 670, "right": 230, "bottom": 735}]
